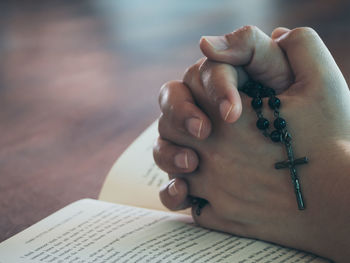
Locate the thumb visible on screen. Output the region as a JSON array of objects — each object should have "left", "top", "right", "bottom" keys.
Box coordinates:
[
  {"left": 199, "top": 26, "right": 293, "bottom": 93},
  {"left": 275, "top": 27, "right": 348, "bottom": 94}
]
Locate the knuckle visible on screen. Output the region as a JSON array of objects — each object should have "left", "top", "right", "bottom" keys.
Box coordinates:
[
  {"left": 158, "top": 82, "right": 170, "bottom": 108},
  {"left": 152, "top": 140, "right": 162, "bottom": 165},
  {"left": 200, "top": 64, "right": 231, "bottom": 103},
  {"left": 159, "top": 102, "right": 192, "bottom": 138},
  {"left": 183, "top": 63, "right": 200, "bottom": 85},
  {"left": 287, "top": 27, "right": 318, "bottom": 43},
  {"left": 159, "top": 80, "right": 179, "bottom": 110},
  {"left": 198, "top": 59, "right": 217, "bottom": 76},
  {"left": 159, "top": 192, "right": 173, "bottom": 210},
  {"left": 158, "top": 113, "right": 178, "bottom": 140},
  {"left": 240, "top": 25, "right": 258, "bottom": 36},
  {"left": 198, "top": 61, "right": 217, "bottom": 95},
  {"left": 157, "top": 114, "right": 167, "bottom": 136},
  {"left": 225, "top": 25, "right": 258, "bottom": 44},
  {"left": 152, "top": 138, "right": 172, "bottom": 171}
]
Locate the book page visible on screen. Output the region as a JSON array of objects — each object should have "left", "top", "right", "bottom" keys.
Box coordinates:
[
  {"left": 0, "top": 199, "right": 330, "bottom": 263},
  {"left": 99, "top": 121, "right": 170, "bottom": 211}
]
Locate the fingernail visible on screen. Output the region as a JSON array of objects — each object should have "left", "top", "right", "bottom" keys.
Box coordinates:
[
  {"left": 168, "top": 180, "right": 178, "bottom": 196},
  {"left": 174, "top": 152, "right": 189, "bottom": 169},
  {"left": 220, "top": 99, "right": 234, "bottom": 121},
  {"left": 202, "top": 36, "right": 228, "bottom": 51},
  {"left": 185, "top": 118, "right": 203, "bottom": 138}
]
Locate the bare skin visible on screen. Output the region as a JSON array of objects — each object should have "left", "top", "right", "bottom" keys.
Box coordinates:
[{"left": 154, "top": 26, "right": 350, "bottom": 262}]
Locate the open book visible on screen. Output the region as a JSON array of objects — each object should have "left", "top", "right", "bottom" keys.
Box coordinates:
[{"left": 0, "top": 122, "right": 331, "bottom": 263}]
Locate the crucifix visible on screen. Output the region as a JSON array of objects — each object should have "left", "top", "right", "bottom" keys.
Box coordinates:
[
  {"left": 275, "top": 134, "right": 308, "bottom": 210},
  {"left": 237, "top": 80, "right": 311, "bottom": 211}
]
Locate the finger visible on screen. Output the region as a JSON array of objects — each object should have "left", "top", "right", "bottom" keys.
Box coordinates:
[
  {"left": 159, "top": 178, "right": 192, "bottom": 211},
  {"left": 153, "top": 137, "right": 199, "bottom": 174},
  {"left": 159, "top": 80, "right": 211, "bottom": 139},
  {"left": 183, "top": 60, "right": 236, "bottom": 124},
  {"left": 199, "top": 25, "right": 293, "bottom": 93},
  {"left": 271, "top": 27, "right": 290, "bottom": 39},
  {"left": 183, "top": 59, "right": 243, "bottom": 123},
  {"left": 182, "top": 59, "right": 208, "bottom": 106},
  {"left": 275, "top": 27, "right": 347, "bottom": 92},
  {"left": 179, "top": 172, "right": 211, "bottom": 201},
  {"left": 199, "top": 60, "right": 243, "bottom": 123}
]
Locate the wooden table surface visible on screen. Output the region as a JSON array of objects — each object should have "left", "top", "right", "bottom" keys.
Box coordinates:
[{"left": 1, "top": 0, "right": 350, "bottom": 242}]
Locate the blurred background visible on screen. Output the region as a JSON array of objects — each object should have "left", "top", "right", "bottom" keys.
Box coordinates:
[{"left": 1, "top": 0, "right": 349, "bottom": 241}]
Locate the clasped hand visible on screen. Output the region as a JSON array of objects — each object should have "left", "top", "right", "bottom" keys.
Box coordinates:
[{"left": 153, "top": 26, "right": 350, "bottom": 262}]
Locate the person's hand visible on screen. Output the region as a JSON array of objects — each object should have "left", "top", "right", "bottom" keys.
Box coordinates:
[
  {"left": 155, "top": 26, "right": 293, "bottom": 211},
  {"left": 154, "top": 26, "right": 350, "bottom": 262}
]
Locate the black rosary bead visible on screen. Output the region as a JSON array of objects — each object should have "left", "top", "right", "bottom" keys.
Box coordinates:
[
  {"left": 256, "top": 118, "right": 269, "bottom": 130},
  {"left": 261, "top": 87, "right": 276, "bottom": 97},
  {"left": 244, "top": 80, "right": 256, "bottom": 89},
  {"left": 251, "top": 97, "right": 263, "bottom": 109},
  {"left": 274, "top": 117, "right": 287, "bottom": 130},
  {"left": 268, "top": 97, "right": 281, "bottom": 109},
  {"left": 255, "top": 82, "right": 264, "bottom": 91},
  {"left": 244, "top": 79, "right": 308, "bottom": 211},
  {"left": 270, "top": 130, "right": 282, "bottom": 142},
  {"left": 247, "top": 88, "right": 260, "bottom": 98},
  {"left": 241, "top": 80, "right": 256, "bottom": 94},
  {"left": 243, "top": 81, "right": 263, "bottom": 98}
]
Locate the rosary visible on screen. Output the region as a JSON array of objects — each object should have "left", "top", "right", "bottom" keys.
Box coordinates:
[
  {"left": 194, "top": 80, "right": 308, "bottom": 216},
  {"left": 239, "top": 80, "right": 308, "bottom": 210}
]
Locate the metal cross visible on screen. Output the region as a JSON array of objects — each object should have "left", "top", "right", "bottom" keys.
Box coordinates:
[{"left": 275, "top": 150, "right": 308, "bottom": 210}]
